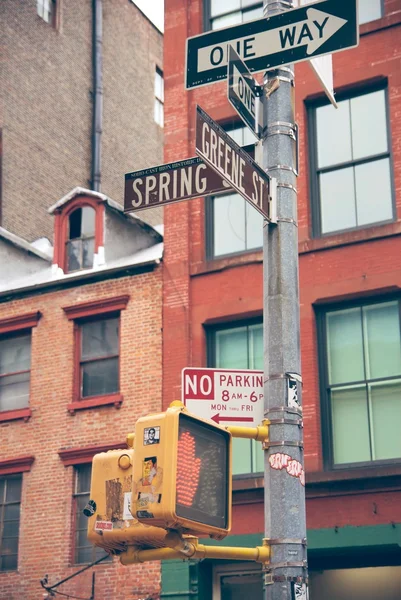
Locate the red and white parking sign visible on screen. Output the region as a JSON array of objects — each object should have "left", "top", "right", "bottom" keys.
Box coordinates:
[{"left": 181, "top": 367, "right": 264, "bottom": 427}]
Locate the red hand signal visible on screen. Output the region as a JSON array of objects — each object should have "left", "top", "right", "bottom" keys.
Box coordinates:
[{"left": 176, "top": 431, "right": 202, "bottom": 507}]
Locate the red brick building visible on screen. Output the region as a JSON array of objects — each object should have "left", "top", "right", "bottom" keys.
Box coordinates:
[
  {"left": 161, "top": 1, "right": 401, "bottom": 598},
  {"left": 0, "top": 189, "right": 163, "bottom": 600}
]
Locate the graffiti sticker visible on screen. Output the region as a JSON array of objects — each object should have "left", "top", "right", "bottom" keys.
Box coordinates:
[
  {"left": 269, "top": 453, "right": 305, "bottom": 486},
  {"left": 144, "top": 426, "right": 160, "bottom": 445},
  {"left": 292, "top": 582, "right": 309, "bottom": 600}
]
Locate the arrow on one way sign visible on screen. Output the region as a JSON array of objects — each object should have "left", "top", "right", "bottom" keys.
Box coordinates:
[{"left": 186, "top": 0, "right": 358, "bottom": 89}]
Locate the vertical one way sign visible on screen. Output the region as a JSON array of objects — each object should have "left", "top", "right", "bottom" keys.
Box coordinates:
[{"left": 228, "top": 45, "right": 264, "bottom": 139}]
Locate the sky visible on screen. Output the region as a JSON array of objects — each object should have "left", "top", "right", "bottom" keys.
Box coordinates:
[{"left": 133, "top": 0, "right": 164, "bottom": 32}]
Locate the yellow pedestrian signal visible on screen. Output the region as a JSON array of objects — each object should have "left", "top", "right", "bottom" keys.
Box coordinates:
[{"left": 132, "top": 404, "right": 232, "bottom": 539}]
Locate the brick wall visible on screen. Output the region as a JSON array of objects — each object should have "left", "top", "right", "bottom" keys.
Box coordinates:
[
  {"left": 1, "top": 0, "right": 163, "bottom": 242},
  {"left": 0, "top": 269, "right": 162, "bottom": 600}
]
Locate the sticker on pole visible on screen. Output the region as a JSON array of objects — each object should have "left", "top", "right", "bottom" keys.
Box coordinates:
[{"left": 182, "top": 367, "right": 264, "bottom": 427}]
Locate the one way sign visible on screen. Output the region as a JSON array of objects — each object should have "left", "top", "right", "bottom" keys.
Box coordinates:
[{"left": 186, "top": 0, "right": 358, "bottom": 89}]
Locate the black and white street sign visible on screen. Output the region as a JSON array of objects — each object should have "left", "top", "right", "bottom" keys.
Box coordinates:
[
  {"left": 228, "top": 46, "right": 264, "bottom": 139},
  {"left": 195, "top": 105, "right": 276, "bottom": 221},
  {"left": 124, "top": 157, "right": 232, "bottom": 212},
  {"left": 186, "top": 0, "right": 358, "bottom": 89}
]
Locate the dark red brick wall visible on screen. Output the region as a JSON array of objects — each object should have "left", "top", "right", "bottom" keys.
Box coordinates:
[
  {"left": 0, "top": 270, "right": 162, "bottom": 600},
  {"left": 162, "top": 0, "right": 401, "bottom": 532}
]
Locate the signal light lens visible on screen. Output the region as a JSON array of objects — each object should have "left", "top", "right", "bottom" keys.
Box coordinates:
[{"left": 175, "top": 413, "right": 229, "bottom": 530}]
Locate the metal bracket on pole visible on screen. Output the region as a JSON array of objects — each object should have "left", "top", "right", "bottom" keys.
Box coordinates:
[{"left": 263, "top": 441, "right": 303, "bottom": 449}]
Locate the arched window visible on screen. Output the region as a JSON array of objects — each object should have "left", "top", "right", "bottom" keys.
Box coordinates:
[{"left": 66, "top": 207, "right": 95, "bottom": 272}]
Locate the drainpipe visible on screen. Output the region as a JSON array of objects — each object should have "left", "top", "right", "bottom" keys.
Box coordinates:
[{"left": 91, "top": 0, "right": 103, "bottom": 192}]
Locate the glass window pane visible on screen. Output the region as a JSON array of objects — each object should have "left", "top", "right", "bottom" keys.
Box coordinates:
[
  {"left": 320, "top": 167, "right": 356, "bottom": 233},
  {"left": 69, "top": 209, "right": 82, "bottom": 240},
  {"left": 154, "top": 71, "right": 163, "bottom": 101},
  {"left": 4, "top": 504, "right": 20, "bottom": 521},
  {"left": 211, "top": 0, "right": 241, "bottom": 17},
  {"left": 0, "top": 373, "right": 30, "bottom": 411},
  {"left": 214, "top": 194, "right": 246, "bottom": 256},
  {"left": 243, "top": 6, "right": 263, "bottom": 22},
  {"left": 351, "top": 90, "right": 387, "bottom": 160},
  {"left": 252, "top": 439, "right": 264, "bottom": 472},
  {"left": 0, "top": 480, "right": 4, "bottom": 502},
  {"left": 358, "top": 0, "right": 382, "bottom": 25},
  {"left": 316, "top": 100, "right": 352, "bottom": 168},
  {"left": 81, "top": 318, "right": 119, "bottom": 360},
  {"left": 77, "top": 546, "right": 93, "bottom": 564},
  {"left": 355, "top": 158, "right": 393, "bottom": 227},
  {"left": 242, "top": 0, "right": 262, "bottom": 8},
  {"left": 363, "top": 302, "right": 401, "bottom": 379},
  {"left": 245, "top": 202, "right": 263, "bottom": 251},
  {"left": 331, "top": 385, "right": 371, "bottom": 464},
  {"left": 370, "top": 381, "right": 401, "bottom": 460},
  {"left": 2, "top": 521, "right": 19, "bottom": 538},
  {"left": 81, "top": 207, "right": 95, "bottom": 236},
  {"left": 82, "top": 357, "right": 119, "bottom": 397},
  {"left": 76, "top": 466, "right": 91, "bottom": 493},
  {"left": 226, "top": 126, "right": 244, "bottom": 146},
  {"left": 249, "top": 324, "right": 263, "bottom": 370},
  {"left": 1, "top": 554, "right": 18, "bottom": 571},
  {"left": 216, "top": 327, "right": 248, "bottom": 369},
  {"left": 0, "top": 335, "right": 31, "bottom": 374},
  {"left": 1, "top": 537, "right": 18, "bottom": 555},
  {"left": 326, "top": 308, "right": 364, "bottom": 385},
  {"left": 67, "top": 240, "right": 82, "bottom": 272},
  {"left": 83, "top": 238, "right": 94, "bottom": 269},
  {"left": 243, "top": 126, "right": 256, "bottom": 147},
  {"left": 212, "top": 11, "right": 242, "bottom": 29},
  {"left": 5, "top": 477, "right": 22, "bottom": 503},
  {"left": 232, "top": 437, "right": 252, "bottom": 475}
]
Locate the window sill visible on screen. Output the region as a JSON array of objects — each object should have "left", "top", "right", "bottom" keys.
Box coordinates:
[
  {"left": 230, "top": 465, "right": 401, "bottom": 504},
  {"left": 0, "top": 408, "right": 32, "bottom": 423},
  {"left": 299, "top": 219, "right": 401, "bottom": 255},
  {"left": 190, "top": 249, "right": 263, "bottom": 277},
  {"left": 360, "top": 11, "right": 401, "bottom": 36},
  {"left": 68, "top": 394, "right": 123, "bottom": 414}
]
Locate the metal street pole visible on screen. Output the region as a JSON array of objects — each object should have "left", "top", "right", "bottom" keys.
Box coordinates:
[{"left": 262, "top": 0, "right": 308, "bottom": 599}]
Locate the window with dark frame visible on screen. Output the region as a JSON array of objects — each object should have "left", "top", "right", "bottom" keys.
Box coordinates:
[
  {"left": 319, "top": 299, "right": 401, "bottom": 468},
  {"left": 205, "top": 0, "right": 263, "bottom": 31},
  {"left": 204, "top": 0, "right": 382, "bottom": 32},
  {"left": 208, "top": 320, "right": 263, "bottom": 475},
  {"left": 308, "top": 83, "right": 393, "bottom": 237},
  {"left": 0, "top": 475, "right": 22, "bottom": 572},
  {"left": 66, "top": 207, "right": 96, "bottom": 273},
  {"left": 207, "top": 122, "right": 263, "bottom": 259},
  {"left": 37, "top": 0, "right": 56, "bottom": 25},
  {"left": 0, "top": 332, "right": 31, "bottom": 413},
  {"left": 73, "top": 464, "right": 110, "bottom": 564},
  {"left": 76, "top": 316, "right": 119, "bottom": 400},
  {"left": 154, "top": 67, "right": 164, "bottom": 128}
]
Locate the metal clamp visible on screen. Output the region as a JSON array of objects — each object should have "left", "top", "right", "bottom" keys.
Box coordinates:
[
  {"left": 265, "top": 406, "right": 303, "bottom": 416},
  {"left": 276, "top": 217, "right": 298, "bottom": 226},
  {"left": 263, "top": 0, "right": 295, "bottom": 14},
  {"left": 277, "top": 182, "right": 298, "bottom": 194},
  {"left": 269, "top": 418, "right": 303, "bottom": 427},
  {"left": 263, "top": 440, "right": 304, "bottom": 448},
  {"left": 267, "top": 164, "right": 298, "bottom": 176},
  {"left": 265, "top": 560, "right": 307, "bottom": 570},
  {"left": 267, "top": 538, "right": 307, "bottom": 546}
]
